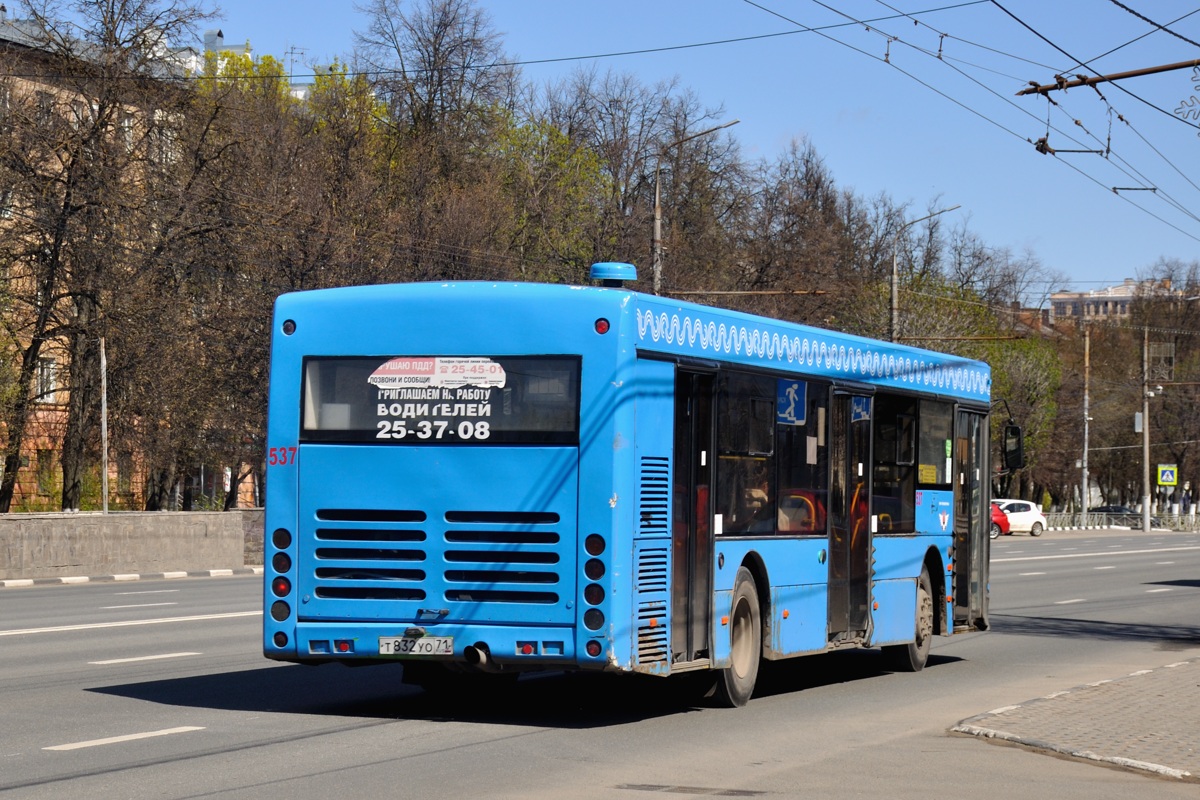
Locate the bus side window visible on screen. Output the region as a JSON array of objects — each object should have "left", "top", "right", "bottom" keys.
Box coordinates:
[
  {"left": 872, "top": 394, "right": 916, "bottom": 533},
  {"left": 776, "top": 382, "right": 829, "bottom": 534},
  {"left": 716, "top": 373, "right": 776, "bottom": 534}
]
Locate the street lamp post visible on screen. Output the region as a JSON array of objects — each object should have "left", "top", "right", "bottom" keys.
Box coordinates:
[
  {"left": 890, "top": 205, "right": 960, "bottom": 342},
  {"left": 652, "top": 119, "right": 740, "bottom": 295}
]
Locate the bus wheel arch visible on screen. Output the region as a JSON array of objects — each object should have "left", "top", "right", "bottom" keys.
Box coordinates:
[
  {"left": 880, "top": 564, "right": 934, "bottom": 672},
  {"left": 924, "top": 548, "right": 947, "bottom": 637},
  {"left": 714, "top": 564, "right": 763, "bottom": 707}
]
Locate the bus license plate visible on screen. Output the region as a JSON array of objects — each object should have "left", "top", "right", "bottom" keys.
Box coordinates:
[{"left": 379, "top": 636, "right": 453, "bottom": 656}]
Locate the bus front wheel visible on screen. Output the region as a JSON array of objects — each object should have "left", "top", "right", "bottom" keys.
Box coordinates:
[
  {"left": 881, "top": 567, "right": 933, "bottom": 672},
  {"left": 714, "top": 566, "right": 762, "bottom": 707}
]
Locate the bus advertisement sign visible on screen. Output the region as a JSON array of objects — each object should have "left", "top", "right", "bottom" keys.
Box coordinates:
[{"left": 368, "top": 356, "right": 507, "bottom": 389}]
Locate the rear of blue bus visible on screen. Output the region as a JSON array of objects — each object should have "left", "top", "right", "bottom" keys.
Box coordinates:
[{"left": 262, "top": 282, "right": 637, "bottom": 676}]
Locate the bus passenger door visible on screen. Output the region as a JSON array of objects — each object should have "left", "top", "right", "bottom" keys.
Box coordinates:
[
  {"left": 672, "top": 369, "right": 715, "bottom": 663},
  {"left": 828, "top": 393, "right": 872, "bottom": 642},
  {"left": 953, "top": 409, "right": 989, "bottom": 630}
]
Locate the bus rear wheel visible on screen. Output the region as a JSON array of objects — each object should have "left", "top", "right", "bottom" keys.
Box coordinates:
[
  {"left": 881, "top": 567, "right": 933, "bottom": 672},
  {"left": 714, "top": 566, "right": 761, "bottom": 707}
]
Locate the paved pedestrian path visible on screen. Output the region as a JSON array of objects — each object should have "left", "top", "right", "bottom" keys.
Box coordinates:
[{"left": 954, "top": 658, "right": 1199, "bottom": 782}]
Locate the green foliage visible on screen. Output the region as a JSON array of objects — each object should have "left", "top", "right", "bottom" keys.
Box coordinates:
[
  {"left": 201, "top": 49, "right": 288, "bottom": 90},
  {"left": 493, "top": 114, "right": 605, "bottom": 277}
]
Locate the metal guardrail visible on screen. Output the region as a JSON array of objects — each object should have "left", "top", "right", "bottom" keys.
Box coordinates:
[{"left": 1045, "top": 512, "right": 1200, "bottom": 531}]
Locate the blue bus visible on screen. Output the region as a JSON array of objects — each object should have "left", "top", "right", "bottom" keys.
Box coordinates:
[{"left": 263, "top": 263, "right": 1018, "bottom": 706}]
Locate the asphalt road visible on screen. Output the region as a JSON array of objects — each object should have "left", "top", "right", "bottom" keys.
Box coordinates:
[{"left": 1, "top": 528, "right": 1198, "bottom": 799}]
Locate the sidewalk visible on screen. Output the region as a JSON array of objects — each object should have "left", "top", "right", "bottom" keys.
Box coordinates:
[
  {"left": 0, "top": 566, "right": 263, "bottom": 588},
  {"left": 954, "top": 658, "right": 1199, "bottom": 782}
]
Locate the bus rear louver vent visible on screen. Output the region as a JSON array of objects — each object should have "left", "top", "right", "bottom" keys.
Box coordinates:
[
  {"left": 636, "top": 601, "right": 669, "bottom": 665},
  {"left": 638, "top": 456, "right": 670, "bottom": 536},
  {"left": 636, "top": 547, "right": 668, "bottom": 594},
  {"left": 439, "top": 513, "right": 562, "bottom": 605}
]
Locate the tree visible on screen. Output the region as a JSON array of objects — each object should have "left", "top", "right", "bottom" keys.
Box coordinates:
[{"left": 0, "top": 0, "right": 215, "bottom": 511}]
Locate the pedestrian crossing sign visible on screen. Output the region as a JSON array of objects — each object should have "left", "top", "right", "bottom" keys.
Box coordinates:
[{"left": 1157, "top": 465, "right": 1177, "bottom": 486}]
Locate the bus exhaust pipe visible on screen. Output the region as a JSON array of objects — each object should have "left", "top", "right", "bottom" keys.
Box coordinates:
[{"left": 464, "top": 643, "right": 498, "bottom": 671}]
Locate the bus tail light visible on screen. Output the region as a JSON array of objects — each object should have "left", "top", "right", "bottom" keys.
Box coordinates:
[
  {"left": 585, "top": 640, "right": 602, "bottom": 657},
  {"left": 272, "top": 528, "right": 292, "bottom": 549},
  {"left": 271, "top": 576, "right": 291, "bottom": 597},
  {"left": 273, "top": 632, "right": 288, "bottom": 647},
  {"left": 583, "top": 609, "right": 604, "bottom": 630},
  {"left": 584, "top": 584, "right": 605, "bottom": 605},
  {"left": 585, "top": 534, "right": 605, "bottom": 556},
  {"left": 594, "top": 318, "right": 610, "bottom": 334},
  {"left": 270, "top": 601, "right": 290, "bottom": 621}
]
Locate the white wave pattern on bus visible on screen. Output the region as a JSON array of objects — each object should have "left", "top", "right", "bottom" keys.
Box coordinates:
[{"left": 636, "top": 309, "right": 989, "bottom": 397}]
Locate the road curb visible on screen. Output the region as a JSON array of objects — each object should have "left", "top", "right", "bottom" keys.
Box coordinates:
[{"left": 0, "top": 567, "right": 263, "bottom": 588}]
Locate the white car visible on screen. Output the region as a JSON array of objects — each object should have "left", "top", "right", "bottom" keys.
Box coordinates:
[{"left": 994, "top": 499, "right": 1047, "bottom": 536}]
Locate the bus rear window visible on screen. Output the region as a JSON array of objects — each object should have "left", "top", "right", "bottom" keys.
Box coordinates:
[{"left": 301, "top": 356, "right": 580, "bottom": 445}]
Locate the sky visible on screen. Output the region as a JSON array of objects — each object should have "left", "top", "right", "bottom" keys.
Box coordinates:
[{"left": 213, "top": 0, "right": 1200, "bottom": 300}]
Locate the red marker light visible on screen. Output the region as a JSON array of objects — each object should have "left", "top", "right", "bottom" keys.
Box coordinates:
[
  {"left": 594, "top": 318, "right": 610, "bottom": 334},
  {"left": 521, "top": 643, "right": 534, "bottom": 655}
]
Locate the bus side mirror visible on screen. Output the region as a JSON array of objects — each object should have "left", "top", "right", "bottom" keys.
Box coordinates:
[{"left": 1003, "top": 423, "right": 1025, "bottom": 471}]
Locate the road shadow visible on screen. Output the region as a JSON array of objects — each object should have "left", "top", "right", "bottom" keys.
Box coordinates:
[
  {"left": 1149, "top": 578, "right": 1200, "bottom": 589},
  {"left": 90, "top": 647, "right": 952, "bottom": 727},
  {"left": 988, "top": 613, "right": 1200, "bottom": 651}
]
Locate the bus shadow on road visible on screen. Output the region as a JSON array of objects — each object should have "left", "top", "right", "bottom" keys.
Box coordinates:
[
  {"left": 90, "top": 649, "right": 961, "bottom": 728},
  {"left": 988, "top": 613, "right": 1200, "bottom": 651}
]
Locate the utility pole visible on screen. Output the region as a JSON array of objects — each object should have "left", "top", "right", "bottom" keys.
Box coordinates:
[
  {"left": 1142, "top": 328, "right": 1152, "bottom": 533},
  {"left": 890, "top": 205, "right": 960, "bottom": 342},
  {"left": 100, "top": 337, "right": 108, "bottom": 514},
  {"left": 1082, "top": 325, "right": 1089, "bottom": 513},
  {"left": 652, "top": 119, "right": 739, "bottom": 295}
]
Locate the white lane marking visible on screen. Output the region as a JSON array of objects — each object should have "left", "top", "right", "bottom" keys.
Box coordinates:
[
  {"left": 89, "top": 652, "right": 201, "bottom": 665},
  {"left": 1156, "top": 561, "right": 1175, "bottom": 565},
  {"left": 44, "top": 727, "right": 204, "bottom": 751},
  {"left": 1094, "top": 565, "right": 1116, "bottom": 570},
  {"left": 0, "top": 611, "right": 260, "bottom": 637},
  {"left": 100, "top": 603, "right": 178, "bottom": 610},
  {"left": 1146, "top": 588, "right": 1172, "bottom": 594},
  {"left": 114, "top": 589, "right": 180, "bottom": 596},
  {"left": 1055, "top": 599, "right": 1087, "bottom": 605},
  {"left": 1018, "top": 572, "right": 1046, "bottom": 576},
  {"left": 993, "top": 545, "right": 1200, "bottom": 563}
]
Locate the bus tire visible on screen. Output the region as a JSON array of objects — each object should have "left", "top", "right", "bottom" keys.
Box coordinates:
[
  {"left": 714, "top": 566, "right": 761, "bottom": 707},
  {"left": 881, "top": 567, "right": 933, "bottom": 673}
]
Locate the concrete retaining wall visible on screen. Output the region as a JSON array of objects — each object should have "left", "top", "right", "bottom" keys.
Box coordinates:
[{"left": 0, "top": 509, "right": 264, "bottom": 580}]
